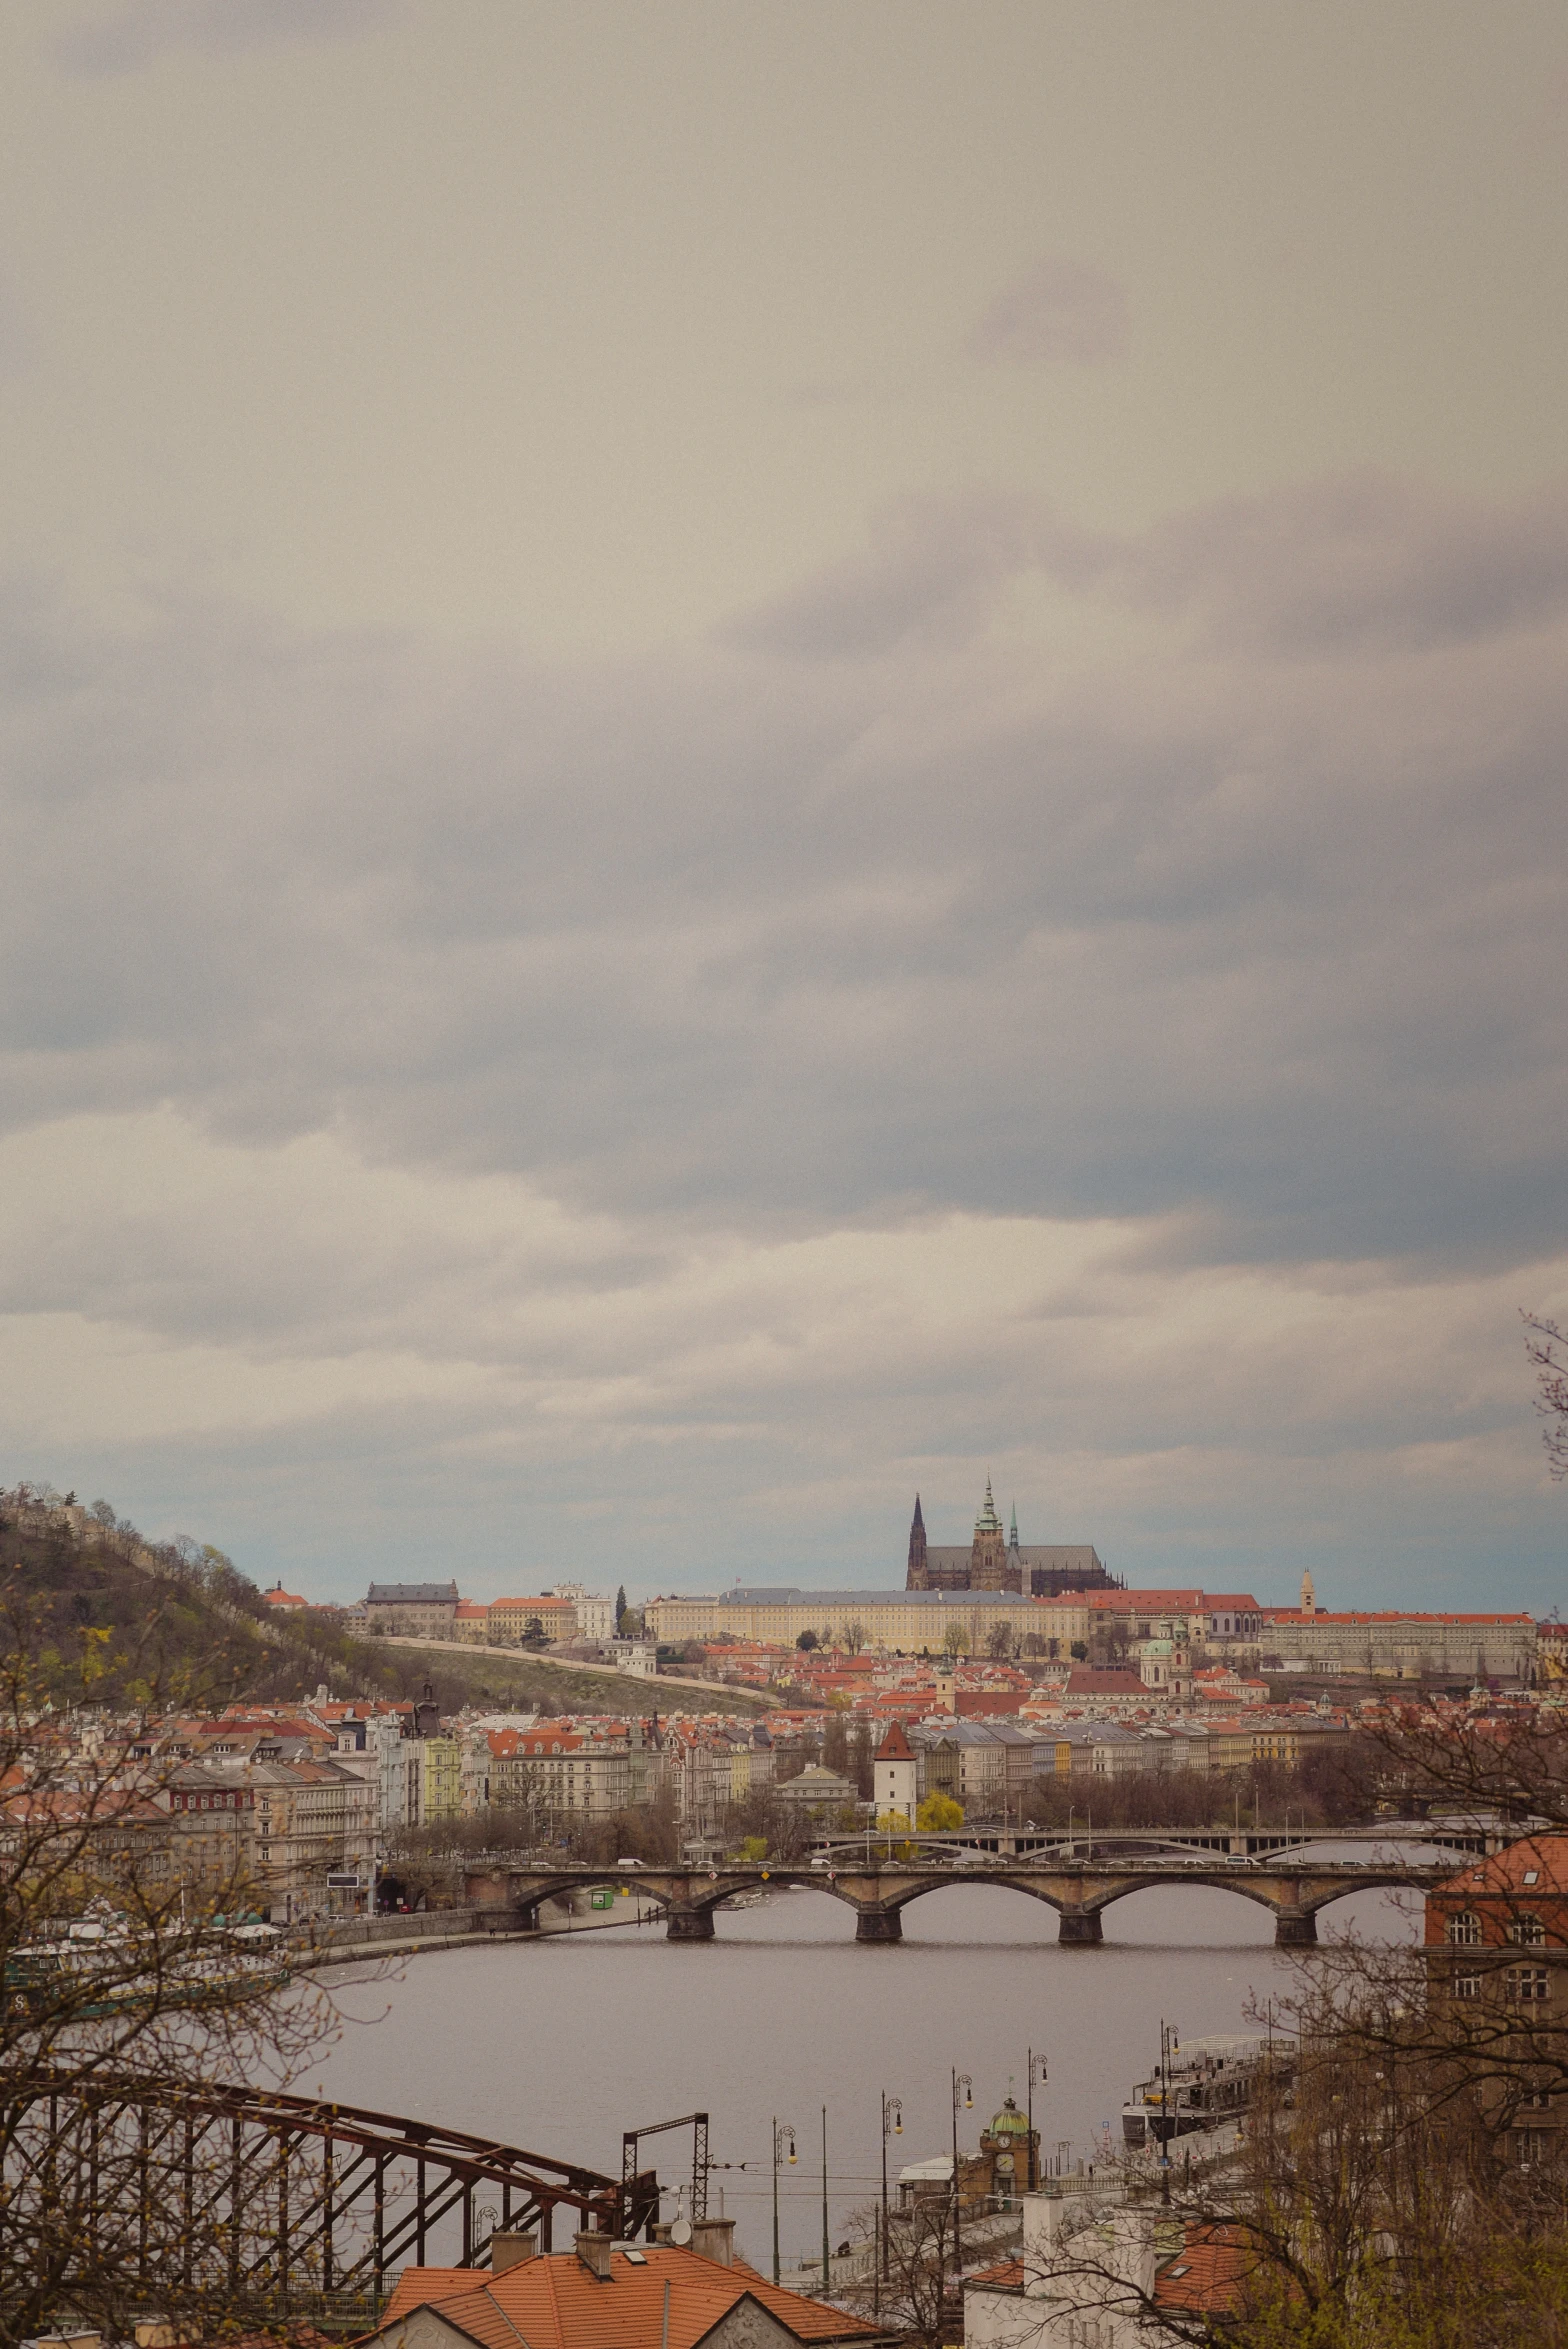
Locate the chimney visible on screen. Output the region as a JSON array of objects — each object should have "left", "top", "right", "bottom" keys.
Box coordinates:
[
  {"left": 575, "top": 2231, "right": 614, "bottom": 2280},
  {"left": 490, "top": 2233, "right": 538, "bottom": 2273},
  {"left": 688, "top": 2218, "right": 735, "bottom": 2267}
]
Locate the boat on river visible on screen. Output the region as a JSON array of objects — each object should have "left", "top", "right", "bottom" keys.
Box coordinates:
[
  {"left": 5, "top": 1915, "right": 289, "bottom": 2020},
  {"left": 1120, "top": 2031, "right": 1289, "bottom": 2149}
]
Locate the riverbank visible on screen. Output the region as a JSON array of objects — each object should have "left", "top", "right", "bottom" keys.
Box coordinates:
[{"left": 299, "top": 1891, "right": 661, "bottom": 1969}]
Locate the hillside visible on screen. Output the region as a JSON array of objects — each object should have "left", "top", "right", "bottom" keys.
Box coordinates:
[{"left": 0, "top": 1487, "right": 766, "bottom": 1718}]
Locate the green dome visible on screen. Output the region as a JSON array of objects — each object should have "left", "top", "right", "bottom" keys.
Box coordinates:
[{"left": 989, "top": 2095, "right": 1030, "bottom": 2138}]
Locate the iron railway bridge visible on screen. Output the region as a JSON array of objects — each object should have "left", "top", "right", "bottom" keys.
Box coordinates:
[{"left": 4, "top": 2076, "right": 672, "bottom": 2323}]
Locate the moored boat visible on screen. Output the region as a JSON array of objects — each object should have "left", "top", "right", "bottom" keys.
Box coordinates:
[{"left": 1120, "top": 2031, "right": 1289, "bottom": 2149}]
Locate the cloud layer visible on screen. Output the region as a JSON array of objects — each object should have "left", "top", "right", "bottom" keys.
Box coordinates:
[{"left": 2, "top": 466, "right": 1565, "bottom": 1600}]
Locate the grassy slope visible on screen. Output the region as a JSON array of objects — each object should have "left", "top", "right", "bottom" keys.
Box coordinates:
[
  {"left": 378, "top": 1639, "right": 772, "bottom": 1716},
  {"left": 0, "top": 1502, "right": 768, "bottom": 1718}
]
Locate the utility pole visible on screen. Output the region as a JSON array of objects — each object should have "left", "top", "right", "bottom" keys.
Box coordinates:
[
  {"left": 771, "top": 2119, "right": 795, "bottom": 2286},
  {"left": 821, "top": 2107, "right": 830, "bottom": 2292},
  {"left": 950, "top": 2070, "right": 972, "bottom": 2290}
]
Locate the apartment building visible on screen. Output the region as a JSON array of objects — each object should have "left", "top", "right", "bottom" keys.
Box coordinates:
[
  {"left": 364, "top": 1581, "right": 460, "bottom": 1640},
  {"left": 487, "top": 1595, "right": 580, "bottom": 1644}
]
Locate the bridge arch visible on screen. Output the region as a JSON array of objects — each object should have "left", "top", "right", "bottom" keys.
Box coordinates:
[{"left": 1297, "top": 1872, "right": 1430, "bottom": 1923}]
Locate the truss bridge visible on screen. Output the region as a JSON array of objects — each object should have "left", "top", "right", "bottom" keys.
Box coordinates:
[{"left": 5, "top": 2075, "right": 659, "bottom": 2319}]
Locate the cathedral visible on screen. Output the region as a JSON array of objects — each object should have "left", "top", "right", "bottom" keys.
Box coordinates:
[{"left": 904, "top": 1479, "right": 1118, "bottom": 1598}]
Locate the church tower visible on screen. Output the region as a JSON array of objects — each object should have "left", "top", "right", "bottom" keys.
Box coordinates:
[
  {"left": 970, "top": 1476, "right": 1010, "bottom": 1590},
  {"left": 1300, "top": 1566, "right": 1317, "bottom": 1615},
  {"left": 907, "top": 1494, "right": 929, "bottom": 1589}
]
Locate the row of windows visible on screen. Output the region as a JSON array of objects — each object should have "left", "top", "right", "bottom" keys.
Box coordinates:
[
  {"left": 1446, "top": 1911, "right": 1550, "bottom": 1947},
  {"left": 1452, "top": 1966, "right": 1551, "bottom": 2001}
]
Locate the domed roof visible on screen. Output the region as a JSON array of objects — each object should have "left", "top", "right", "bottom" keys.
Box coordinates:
[{"left": 988, "top": 2093, "right": 1030, "bottom": 2138}]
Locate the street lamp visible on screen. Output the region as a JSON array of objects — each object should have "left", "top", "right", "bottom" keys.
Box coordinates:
[
  {"left": 1025, "top": 2049, "right": 1048, "bottom": 2190},
  {"left": 1158, "top": 2020, "right": 1179, "bottom": 2169},
  {"left": 771, "top": 2119, "right": 796, "bottom": 2286},
  {"left": 879, "top": 2092, "right": 903, "bottom": 2303},
  {"left": 950, "top": 2071, "right": 973, "bottom": 2286}
]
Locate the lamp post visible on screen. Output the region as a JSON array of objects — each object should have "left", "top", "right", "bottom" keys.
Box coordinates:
[
  {"left": 821, "top": 2108, "right": 830, "bottom": 2292},
  {"left": 950, "top": 2070, "right": 972, "bottom": 2286},
  {"left": 1025, "top": 2050, "right": 1047, "bottom": 2190},
  {"left": 879, "top": 2092, "right": 903, "bottom": 2305},
  {"left": 771, "top": 2119, "right": 796, "bottom": 2286},
  {"left": 1158, "top": 2020, "right": 1179, "bottom": 2169}
]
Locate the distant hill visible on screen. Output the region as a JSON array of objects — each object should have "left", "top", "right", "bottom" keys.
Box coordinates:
[{"left": 0, "top": 1487, "right": 764, "bottom": 1717}]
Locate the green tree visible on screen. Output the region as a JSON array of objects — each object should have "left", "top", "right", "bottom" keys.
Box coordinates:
[
  {"left": 917, "top": 1792, "right": 963, "bottom": 1831},
  {"left": 796, "top": 1629, "right": 819, "bottom": 1651},
  {"left": 1070, "top": 1639, "right": 1088, "bottom": 1660},
  {"left": 614, "top": 1582, "right": 628, "bottom": 1630}
]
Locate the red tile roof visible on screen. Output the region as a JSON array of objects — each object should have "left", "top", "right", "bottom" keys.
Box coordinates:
[
  {"left": 1426, "top": 1833, "right": 1568, "bottom": 1903},
  {"left": 374, "top": 2246, "right": 882, "bottom": 2349},
  {"left": 1154, "top": 2222, "right": 1255, "bottom": 2314}
]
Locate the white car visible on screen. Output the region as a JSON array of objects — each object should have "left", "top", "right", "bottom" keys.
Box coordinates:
[
  {"left": 809, "top": 1855, "right": 832, "bottom": 1869},
  {"left": 616, "top": 1857, "right": 644, "bottom": 1868}
]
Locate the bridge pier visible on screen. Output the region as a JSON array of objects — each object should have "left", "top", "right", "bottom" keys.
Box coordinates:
[
  {"left": 666, "top": 1907, "right": 716, "bottom": 1942},
  {"left": 1275, "top": 1911, "right": 1318, "bottom": 1947},
  {"left": 1058, "top": 1910, "right": 1104, "bottom": 1946},
  {"left": 855, "top": 1908, "right": 903, "bottom": 1943}
]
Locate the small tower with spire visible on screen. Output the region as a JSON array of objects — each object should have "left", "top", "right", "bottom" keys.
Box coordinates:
[{"left": 1300, "top": 1566, "right": 1317, "bottom": 1616}]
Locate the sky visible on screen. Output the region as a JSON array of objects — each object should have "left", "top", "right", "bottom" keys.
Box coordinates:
[{"left": 1, "top": 0, "right": 1566, "bottom": 1610}]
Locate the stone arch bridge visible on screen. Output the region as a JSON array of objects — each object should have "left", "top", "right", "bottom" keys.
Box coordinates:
[{"left": 466, "top": 1846, "right": 1462, "bottom": 1948}]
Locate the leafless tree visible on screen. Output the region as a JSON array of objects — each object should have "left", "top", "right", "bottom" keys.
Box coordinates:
[
  {"left": 1524, "top": 1310, "right": 1568, "bottom": 1481},
  {"left": 0, "top": 1586, "right": 348, "bottom": 2349}
]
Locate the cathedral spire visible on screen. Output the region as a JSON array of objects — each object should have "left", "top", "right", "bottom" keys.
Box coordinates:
[
  {"left": 1009, "top": 1501, "right": 1019, "bottom": 1552},
  {"left": 907, "top": 1493, "right": 929, "bottom": 1588}
]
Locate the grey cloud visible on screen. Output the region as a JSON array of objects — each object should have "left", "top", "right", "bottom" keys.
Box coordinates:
[
  {"left": 722, "top": 491, "right": 1081, "bottom": 658},
  {"left": 967, "top": 255, "right": 1129, "bottom": 366},
  {"left": 51, "top": 0, "right": 396, "bottom": 77},
  {"left": 1107, "top": 473, "right": 1568, "bottom": 656},
  {"left": 0, "top": 470, "right": 1565, "bottom": 1298}
]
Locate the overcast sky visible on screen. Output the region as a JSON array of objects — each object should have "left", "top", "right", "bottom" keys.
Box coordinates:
[{"left": 2, "top": 0, "right": 1566, "bottom": 1609}]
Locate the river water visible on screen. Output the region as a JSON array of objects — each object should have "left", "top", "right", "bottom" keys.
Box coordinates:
[{"left": 300, "top": 1863, "right": 1418, "bottom": 2276}]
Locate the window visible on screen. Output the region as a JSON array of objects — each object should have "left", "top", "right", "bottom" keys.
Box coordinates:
[
  {"left": 1521, "top": 2089, "right": 1552, "bottom": 2110},
  {"left": 1507, "top": 1966, "right": 1550, "bottom": 2003},
  {"left": 1512, "top": 2129, "right": 1552, "bottom": 2165},
  {"left": 1446, "top": 1912, "right": 1481, "bottom": 1945},
  {"left": 1508, "top": 1914, "right": 1546, "bottom": 1948},
  {"left": 1451, "top": 1968, "right": 1481, "bottom": 2000}
]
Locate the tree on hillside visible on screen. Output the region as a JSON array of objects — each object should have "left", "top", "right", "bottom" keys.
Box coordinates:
[
  {"left": 614, "top": 1583, "right": 628, "bottom": 1630},
  {"left": 796, "top": 1629, "right": 818, "bottom": 1651}
]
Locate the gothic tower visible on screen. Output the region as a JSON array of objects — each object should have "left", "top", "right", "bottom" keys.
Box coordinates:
[{"left": 907, "top": 1493, "right": 929, "bottom": 1589}]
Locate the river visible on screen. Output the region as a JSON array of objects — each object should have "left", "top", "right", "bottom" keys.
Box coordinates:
[{"left": 298, "top": 1861, "right": 1419, "bottom": 2275}]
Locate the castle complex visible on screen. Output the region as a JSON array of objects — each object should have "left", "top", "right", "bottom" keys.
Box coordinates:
[{"left": 904, "top": 1478, "right": 1119, "bottom": 1598}]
